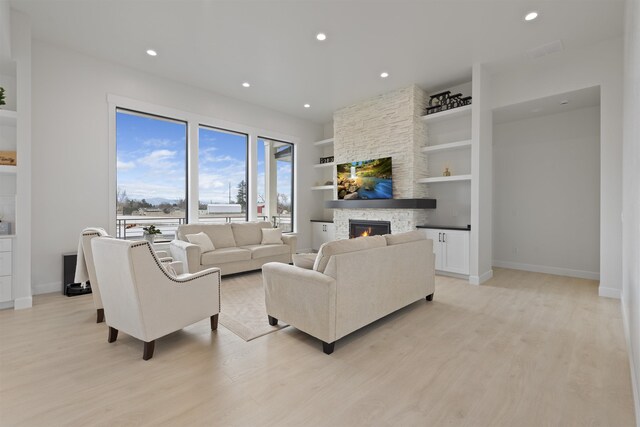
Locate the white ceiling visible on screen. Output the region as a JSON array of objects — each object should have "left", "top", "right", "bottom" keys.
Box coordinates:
[
  {"left": 493, "top": 85, "right": 601, "bottom": 124},
  {"left": 10, "top": 0, "right": 624, "bottom": 124}
]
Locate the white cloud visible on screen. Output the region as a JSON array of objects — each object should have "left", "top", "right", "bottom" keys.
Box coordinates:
[
  {"left": 117, "top": 158, "right": 135, "bottom": 170},
  {"left": 138, "top": 149, "right": 178, "bottom": 169},
  {"left": 142, "top": 138, "right": 173, "bottom": 148}
]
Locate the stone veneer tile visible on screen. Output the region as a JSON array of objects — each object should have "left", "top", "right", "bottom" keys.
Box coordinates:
[{"left": 333, "top": 85, "right": 430, "bottom": 239}]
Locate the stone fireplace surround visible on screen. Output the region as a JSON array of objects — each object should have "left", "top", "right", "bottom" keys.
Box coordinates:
[{"left": 332, "top": 85, "right": 430, "bottom": 240}]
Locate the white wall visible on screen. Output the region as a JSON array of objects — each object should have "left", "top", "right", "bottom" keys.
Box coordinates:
[
  {"left": 493, "top": 106, "right": 601, "bottom": 279},
  {"left": 490, "top": 37, "right": 623, "bottom": 298},
  {"left": 622, "top": 0, "right": 640, "bottom": 419},
  {"left": 30, "top": 40, "right": 322, "bottom": 293}
]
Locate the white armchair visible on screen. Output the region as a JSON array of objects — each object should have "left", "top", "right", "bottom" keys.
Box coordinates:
[
  {"left": 76, "top": 228, "right": 173, "bottom": 323},
  {"left": 76, "top": 228, "right": 110, "bottom": 323},
  {"left": 91, "top": 238, "right": 221, "bottom": 360}
]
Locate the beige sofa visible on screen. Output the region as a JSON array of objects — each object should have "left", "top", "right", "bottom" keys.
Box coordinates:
[
  {"left": 170, "top": 221, "right": 296, "bottom": 275},
  {"left": 262, "top": 230, "right": 435, "bottom": 354}
]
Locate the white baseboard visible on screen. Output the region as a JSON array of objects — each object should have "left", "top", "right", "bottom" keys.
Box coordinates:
[
  {"left": 599, "top": 286, "right": 622, "bottom": 299},
  {"left": 492, "top": 260, "right": 600, "bottom": 281},
  {"left": 14, "top": 296, "right": 32, "bottom": 310},
  {"left": 620, "top": 293, "right": 640, "bottom": 426},
  {"left": 32, "top": 281, "right": 62, "bottom": 295},
  {"left": 469, "top": 269, "right": 493, "bottom": 285},
  {"left": 0, "top": 300, "right": 14, "bottom": 310}
]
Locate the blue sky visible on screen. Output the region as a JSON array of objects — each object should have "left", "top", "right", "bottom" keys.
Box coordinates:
[
  {"left": 116, "top": 110, "right": 292, "bottom": 206},
  {"left": 116, "top": 111, "right": 187, "bottom": 201}
]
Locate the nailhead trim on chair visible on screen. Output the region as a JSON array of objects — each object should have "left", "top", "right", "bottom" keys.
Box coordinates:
[{"left": 133, "top": 241, "right": 220, "bottom": 284}]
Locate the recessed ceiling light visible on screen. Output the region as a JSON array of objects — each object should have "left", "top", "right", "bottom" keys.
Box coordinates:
[
  {"left": 242, "top": 82, "right": 251, "bottom": 88},
  {"left": 304, "top": 104, "right": 311, "bottom": 108},
  {"left": 146, "top": 49, "right": 157, "bottom": 56},
  {"left": 380, "top": 72, "right": 389, "bottom": 78},
  {"left": 316, "top": 33, "right": 327, "bottom": 41},
  {"left": 524, "top": 11, "right": 538, "bottom": 21},
  {"left": 560, "top": 99, "right": 569, "bottom": 105}
]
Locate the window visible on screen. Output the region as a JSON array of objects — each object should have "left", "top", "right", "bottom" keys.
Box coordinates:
[
  {"left": 257, "top": 137, "right": 294, "bottom": 232},
  {"left": 115, "top": 109, "right": 187, "bottom": 240},
  {"left": 198, "top": 126, "right": 248, "bottom": 223}
]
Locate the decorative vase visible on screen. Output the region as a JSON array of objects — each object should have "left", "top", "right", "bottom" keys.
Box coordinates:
[{"left": 144, "top": 233, "right": 156, "bottom": 244}]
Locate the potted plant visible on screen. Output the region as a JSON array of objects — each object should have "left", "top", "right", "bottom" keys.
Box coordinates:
[{"left": 142, "top": 224, "right": 162, "bottom": 243}]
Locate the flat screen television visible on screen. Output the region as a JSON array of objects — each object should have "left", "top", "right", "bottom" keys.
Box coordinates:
[{"left": 336, "top": 157, "right": 393, "bottom": 200}]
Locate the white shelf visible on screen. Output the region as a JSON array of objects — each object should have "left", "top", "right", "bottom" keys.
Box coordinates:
[
  {"left": 313, "top": 138, "right": 334, "bottom": 147},
  {"left": 313, "top": 162, "right": 335, "bottom": 169},
  {"left": 421, "top": 105, "right": 472, "bottom": 123},
  {"left": 417, "top": 175, "right": 472, "bottom": 184},
  {"left": 0, "top": 165, "right": 17, "bottom": 174},
  {"left": 311, "top": 185, "right": 334, "bottom": 191},
  {"left": 0, "top": 110, "right": 17, "bottom": 127},
  {"left": 422, "top": 139, "right": 472, "bottom": 153}
]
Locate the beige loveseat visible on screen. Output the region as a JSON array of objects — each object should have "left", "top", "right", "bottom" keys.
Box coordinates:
[
  {"left": 262, "top": 230, "right": 435, "bottom": 354},
  {"left": 170, "top": 221, "right": 296, "bottom": 275}
]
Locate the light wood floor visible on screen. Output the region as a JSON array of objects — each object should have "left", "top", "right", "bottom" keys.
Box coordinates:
[{"left": 0, "top": 268, "right": 635, "bottom": 426}]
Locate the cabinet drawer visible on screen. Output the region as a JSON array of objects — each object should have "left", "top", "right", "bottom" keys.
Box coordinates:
[
  {"left": 0, "top": 252, "right": 12, "bottom": 276},
  {"left": 0, "top": 275, "right": 11, "bottom": 302},
  {"left": 0, "top": 238, "right": 11, "bottom": 252}
]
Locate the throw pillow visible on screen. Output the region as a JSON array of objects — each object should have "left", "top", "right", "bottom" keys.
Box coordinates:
[
  {"left": 185, "top": 232, "right": 215, "bottom": 253},
  {"left": 261, "top": 228, "right": 283, "bottom": 245}
]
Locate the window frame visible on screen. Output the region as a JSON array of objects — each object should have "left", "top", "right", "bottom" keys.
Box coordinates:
[
  {"left": 257, "top": 136, "right": 295, "bottom": 232},
  {"left": 107, "top": 94, "right": 299, "bottom": 237}
]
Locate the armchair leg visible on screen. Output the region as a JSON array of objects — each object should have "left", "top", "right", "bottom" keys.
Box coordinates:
[
  {"left": 96, "top": 308, "right": 104, "bottom": 323},
  {"left": 107, "top": 327, "right": 118, "bottom": 343},
  {"left": 210, "top": 314, "right": 219, "bottom": 331},
  {"left": 268, "top": 315, "right": 278, "bottom": 326},
  {"left": 143, "top": 341, "right": 155, "bottom": 361},
  {"left": 322, "top": 341, "right": 335, "bottom": 355}
]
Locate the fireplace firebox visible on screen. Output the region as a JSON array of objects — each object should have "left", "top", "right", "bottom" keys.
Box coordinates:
[{"left": 349, "top": 220, "right": 391, "bottom": 238}]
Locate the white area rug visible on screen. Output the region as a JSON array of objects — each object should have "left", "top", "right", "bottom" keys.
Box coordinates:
[{"left": 218, "top": 271, "right": 288, "bottom": 341}]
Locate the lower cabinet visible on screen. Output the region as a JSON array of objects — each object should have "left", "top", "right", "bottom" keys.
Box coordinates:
[
  {"left": 311, "top": 222, "right": 335, "bottom": 251},
  {"left": 423, "top": 228, "right": 470, "bottom": 275},
  {"left": 0, "top": 238, "right": 12, "bottom": 302}
]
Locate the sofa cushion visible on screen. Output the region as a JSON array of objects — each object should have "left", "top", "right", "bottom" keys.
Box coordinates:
[
  {"left": 232, "top": 221, "right": 272, "bottom": 246},
  {"left": 185, "top": 232, "right": 215, "bottom": 252},
  {"left": 261, "top": 228, "right": 283, "bottom": 245},
  {"left": 240, "top": 244, "right": 290, "bottom": 259},
  {"left": 177, "top": 223, "right": 237, "bottom": 249},
  {"left": 313, "top": 235, "right": 387, "bottom": 273},
  {"left": 385, "top": 230, "right": 426, "bottom": 246},
  {"left": 201, "top": 247, "right": 251, "bottom": 266}
]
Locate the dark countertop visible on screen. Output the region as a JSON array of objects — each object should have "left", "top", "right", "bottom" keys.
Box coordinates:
[
  {"left": 310, "top": 219, "right": 334, "bottom": 223},
  {"left": 417, "top": 225, "right": 470, "bottom": 231}
]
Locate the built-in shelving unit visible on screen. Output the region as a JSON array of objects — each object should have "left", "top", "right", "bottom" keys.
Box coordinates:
[
  {"left": 420, "top": 104, "right": 472, "bottom": 123},
  {"left": 0, "top": 166, "right": 17, "bottom": 175},
  {"left": 313, "top": 137, "right": 334, "bottom": 147},
  {"left": 417, "top": 175, "right": 472, "bottom": 184},
  {"left": 312, "top": 162, "right": 335, "bottom": 169},
  {"left": 421, "top": 139, "right": 471, "bottom": 153},
  {"left": 419, "top": 82, "right": 473, "bottom": 234}
]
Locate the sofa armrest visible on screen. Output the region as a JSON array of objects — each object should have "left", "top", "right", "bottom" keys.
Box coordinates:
[
  {"left": 169, "top": 240, "right": 201, "bottom": 273},
  {"left": 262, "top": 262, "right": 336, "bottom": 343},
  {"left": 281, "top": 233, "right": 297, "bottom": 257}
]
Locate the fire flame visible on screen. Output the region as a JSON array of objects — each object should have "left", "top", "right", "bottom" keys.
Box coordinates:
[{"left": 360, "top": 227, "right": 372, "bottom": 237}]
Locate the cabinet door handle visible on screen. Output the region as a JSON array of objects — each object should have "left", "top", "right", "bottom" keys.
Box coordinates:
[
  {"left": 443, "top": 233, "right": 446, "bottom": 243},
  {"left": 438, "top": 233, "right": 442, "bottom": 242}
]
